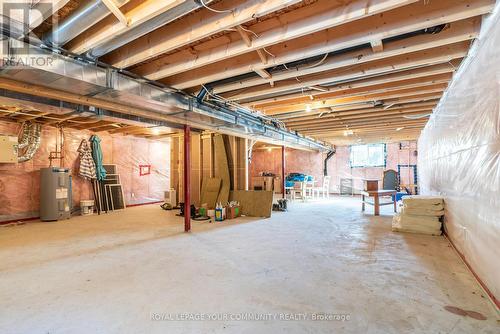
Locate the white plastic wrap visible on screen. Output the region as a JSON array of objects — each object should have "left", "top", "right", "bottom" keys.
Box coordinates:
[{"left": 418, "top": 7, "right": 500, "bottom": 305}]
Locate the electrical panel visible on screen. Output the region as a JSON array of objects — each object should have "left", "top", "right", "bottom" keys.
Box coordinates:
[
  {"left": 40, "top": 167, "right": 72, "bottom": 221},
  {"left": 0, "top": 135, "right": 18, "bottom": 163}
]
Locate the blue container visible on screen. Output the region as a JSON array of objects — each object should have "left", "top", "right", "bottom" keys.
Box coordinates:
[
  {"left": 215, "top": 208, "right": 224, "bottom": 221},
  {"left": 393, "top": 192, "right": 407, "bottom": 202}
]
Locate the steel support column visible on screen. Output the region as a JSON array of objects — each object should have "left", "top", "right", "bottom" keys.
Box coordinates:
[
  {"left": 282, "top": 146, "right": 286, "bottom": 199},
  {"left": 183, "top": 125, "right": 191, "bottom": 232}
]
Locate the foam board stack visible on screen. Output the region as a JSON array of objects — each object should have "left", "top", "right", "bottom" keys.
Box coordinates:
[{"left": 392, "top": 196, "right": 444, "bottom": 235}]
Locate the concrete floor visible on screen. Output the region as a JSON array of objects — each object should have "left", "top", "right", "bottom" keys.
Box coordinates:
[{"left": 0, "top": 197, "right": 498, "bottom": 333}]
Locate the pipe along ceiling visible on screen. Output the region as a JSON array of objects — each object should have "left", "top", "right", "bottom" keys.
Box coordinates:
[{"left": 0, "top": 35, "right": 332, "bottom": 151}]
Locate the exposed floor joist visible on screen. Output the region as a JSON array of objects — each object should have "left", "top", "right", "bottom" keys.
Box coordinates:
[
  {"left": 161, "top": 0, "right": 491, "bottom": 89},
  {"left": 1, "top": 0, "right": 495, "bottom": 145},
  {"left": 210, "top": 18, "right": 479, "bottom": 95},
  {"left": 103, "top": 0, "right": 305, "bottom": 68},
  {"left": 132, "top": 0, "right": 418, "bottom": 80},
  {"left": 224, "top": 46, "right": 466, "bottom": 102}
]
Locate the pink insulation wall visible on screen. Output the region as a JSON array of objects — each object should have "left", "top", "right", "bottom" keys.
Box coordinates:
[
  {"left": 250, "top": 142, "right": 417, "bottom": 193},
  {"left": 0, "top": 121, "right": 170, "bottom": 222}
]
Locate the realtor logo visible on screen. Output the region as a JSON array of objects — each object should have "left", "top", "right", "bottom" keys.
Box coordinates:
[{"left": 0, "top": 0, "right": 57, "bottom": 68}]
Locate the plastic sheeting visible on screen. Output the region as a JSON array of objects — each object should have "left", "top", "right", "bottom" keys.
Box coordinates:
[
  {"left": 0, "top": 122, "right": 170, "bottom": 222},
  {"left": 418, "top": 8, "right": 500, "bottom": 305}
]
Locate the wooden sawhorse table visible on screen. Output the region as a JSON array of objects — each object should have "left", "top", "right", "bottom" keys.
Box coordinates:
[{"left": 361, "top": 190, "right": 397, "bottom": 216}]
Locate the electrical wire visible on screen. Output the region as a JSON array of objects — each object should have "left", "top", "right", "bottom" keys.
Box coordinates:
[
  {"left": 302, "top": 53, "right": 329, "bottom": 69},
  {"left": 239, "top": 26, "right": 259, "bottom": 38},
  {"left": 200, "top": 0, "right": 233, "bottom": 14},
  {"left": 262, "top": 47, "right": 276, "bottom": 58}
]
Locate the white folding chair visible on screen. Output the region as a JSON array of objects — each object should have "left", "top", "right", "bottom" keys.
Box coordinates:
[{"left": 313, "top": 176, "right": 331, "bottom": 199}]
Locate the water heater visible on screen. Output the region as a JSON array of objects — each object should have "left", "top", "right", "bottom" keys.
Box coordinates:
[{"left": 40, "top": 167, "right": 72, "bottom": 221}]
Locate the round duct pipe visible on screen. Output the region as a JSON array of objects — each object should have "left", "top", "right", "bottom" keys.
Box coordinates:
[
  {"left": 44, "top": 0, "right": 128, "bottom": 47},
  {"left": 17, "top": 122, "right": 42, "bottom": 163}
]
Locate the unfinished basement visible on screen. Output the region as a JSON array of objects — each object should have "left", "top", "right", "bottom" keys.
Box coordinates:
[{"left": 0, "top": 0, "right": 499, "bottom": 333}]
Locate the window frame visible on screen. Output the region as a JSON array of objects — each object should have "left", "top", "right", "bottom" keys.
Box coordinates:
[{"left": 349, "top": 143, "right": 387, "bottom": 168}]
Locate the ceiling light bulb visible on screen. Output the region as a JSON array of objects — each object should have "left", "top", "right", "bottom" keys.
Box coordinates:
[
  {"left": 396, "top": 127, "right": 404, "bottom": 131},
  {"left": 305, "top": 104, "right": 312, "bottom": 112},
  {"left": 151, "top": 128, "right": 160, "bottom": 135}
]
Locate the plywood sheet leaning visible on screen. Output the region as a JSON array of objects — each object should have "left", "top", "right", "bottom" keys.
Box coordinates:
[
  {"left": 229, "top": 190, "right": 273, "bottom": 218},
  {"left": 214, "top": 134, "right": 230, "bottom": 204},
  {"left": 200, "top": 177, "right": 222, "bottom": 210}
]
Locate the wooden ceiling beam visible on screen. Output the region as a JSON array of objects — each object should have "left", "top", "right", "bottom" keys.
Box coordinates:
[
  {"left": 17, "top": 111, "right": 51, "bottom": 121},
  {"left": 224, "top": 44, "right": 467, "bottom": 102},
  {"left": 0, "top": 96, "right": 74, "bottom": 115},
  {"left": 316, "top": 126, "right": 424, "bottom": 135},
  {"left": 0, "top": 78, "right": 186, "bottom": 125},
  {"left": 277, "top": 97, "right": 440, "bottom": 121},
  {"left": 252, "top": 75, "right": 450, "bottom": 111},
  {"left": 370, "top": 40, "right": 384, "bottom": 53},
  {"left": 67, "top": 0, "right": 184, "bottom": 54},
  {"left": 290, "top": 112, "right": 433, "bottom": 131},
  {"left": 135, "top": 0, "right": 418, "bottom": 80},
  {"left": 300, "top": 119, "right": 428, "bottom": 134},
  {"left": 101, "top": 0, "right": 128, "bottom": 26},
  {"left": 103, "top": 0, "right": 304, "bottom": 68},
  {"left": 163, "top": 0, "right": 492, "bottom": 89},
  {"left": 236, "top": 25, "right": 252, "bottom": 47},
  {"left": 84, "top": 122, "right": 122, "bottom": 131},
  {"left": 284, "top": 107, "right": 436, "bottom": 126},
  {"left": 247, "top": 71, "right": 453, "bottom": 107},
  {"left": 285, "top": 105, "right": 436, "bottom": 126},
  {"left": 107, "top": 125, "right": 144, "bottom": 134},
  {"left": 316, "top": 129, "right": 423, "bottom": 144},
  {"left": 212, "top": 18, "right": 478, "bottom": 94},
  {"left": 310, "top": 132, "right": 423, "bottom": 144},
  {"left": 143, "top": 132, "right": 177, "bottom": 139},
  {"left": 262, "top": 84, "right": 447, "bottom": 115},
  {"left": 306, "top": 119, "right": 429, "bottom": 131},
  {"left": 43, "top": 113, "right": 83, "bottom": 126},
  {"left": 254, "top": 69, "right": 272, "bottom": 80},
  {"left": 256, "top": 49, "right": 268, "bottom": 65}
]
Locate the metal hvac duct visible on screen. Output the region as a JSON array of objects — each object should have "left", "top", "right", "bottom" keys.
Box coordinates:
[
  {"left": 0, "top": 37, "right": 332, "bottom": 152},
  {"left": 86, "top": 0, "right": 205, "bottom": 58},
  {"left": 17, "top": 122, "right": 42, "bottom": 162},
  {"left": 44, "top": 0, "right": 129, "bottom": 46}
]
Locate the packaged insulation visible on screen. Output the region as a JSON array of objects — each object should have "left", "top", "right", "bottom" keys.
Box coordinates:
[{"left": 392, "top": 195, "right": 444, "bottom": 236}]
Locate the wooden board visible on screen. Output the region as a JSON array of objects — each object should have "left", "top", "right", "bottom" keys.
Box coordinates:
[{"left": 229, "top": 190, "right": 273, "bottom": 218}]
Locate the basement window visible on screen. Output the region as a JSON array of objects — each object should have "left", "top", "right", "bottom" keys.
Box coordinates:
[{"left": 350, "top": 144, "right": 386, "bottom": 168}]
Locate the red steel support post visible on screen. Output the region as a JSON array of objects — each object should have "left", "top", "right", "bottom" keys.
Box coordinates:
[
  {"left": 184, "top": 125, "right": 191, "bottom": 232},
  {"left": 282, "top": 146, "right": 286, "bottom": 199}
]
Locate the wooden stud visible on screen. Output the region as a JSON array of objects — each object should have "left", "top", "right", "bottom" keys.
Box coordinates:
[
  {"left": 370, "top": 40, "right": 384, "bottom": 52},
  {"left": 101, "top": 0, "right": 129, "bottom": 26}
]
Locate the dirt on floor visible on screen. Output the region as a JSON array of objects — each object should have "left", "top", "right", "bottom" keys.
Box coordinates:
[{"left": 0, "top": 197, "right": 498, "bottom": 333}]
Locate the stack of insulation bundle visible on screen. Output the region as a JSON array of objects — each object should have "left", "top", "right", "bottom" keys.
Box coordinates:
[{"left": 392, "top": 196, "right": 444, "bottom": 235}]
